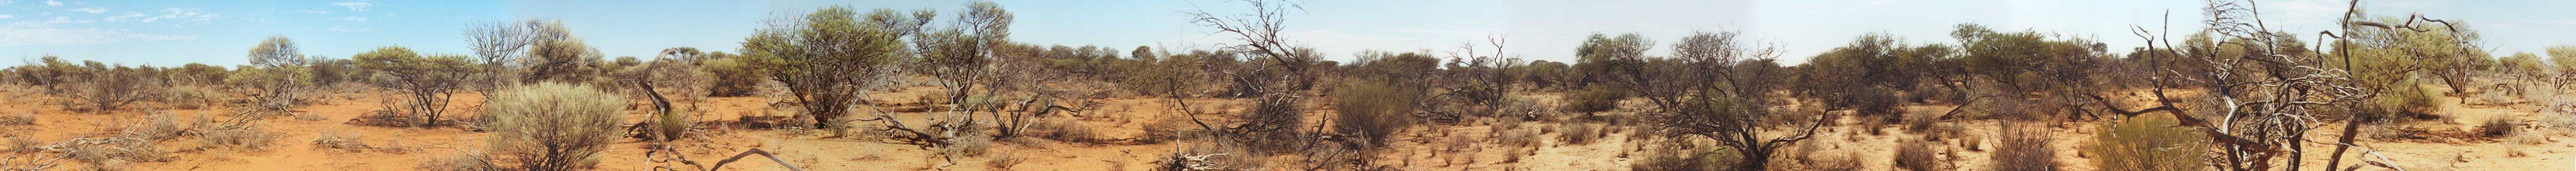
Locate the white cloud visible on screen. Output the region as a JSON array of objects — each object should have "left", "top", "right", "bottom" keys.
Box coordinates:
[
  {"left": 0, "top": 15, "right": 13, "bottom": 19},
  {"left": 101, "top": 12, "right": 143, "bottom": 21},
  {"left": 43, "top": 16, "right": 66, "bottom": 24},
  {"left": 295, "top": 9, "right": 330, "bottom": 14},
  {"left": 141, "top": 8, "right": 216, "bottom": 23},
  {"left": 68, "top": 8, "right": 103, "bottom": 14},
  {"left": 335, "top": 16, "right": 367, "bottom": 22},
  {"left": 43, "top": 0, "right": 57, "bottom": 6},
  {"left": 328, "top": 26, "right": 370, "bottom": 31},
  {"left": 0, "top": 26, "right": 197, "bottom": 45},
  {"left": 333, "top": 1, "right": 372, "bottom": 11},
  {"left": 0, "top": 0, "right": 12, "bottom": 6}
]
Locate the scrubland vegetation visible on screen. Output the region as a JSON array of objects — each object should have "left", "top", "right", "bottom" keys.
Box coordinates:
[{"left": 1, "top": 0, "right": 2573, "bottom": 170}]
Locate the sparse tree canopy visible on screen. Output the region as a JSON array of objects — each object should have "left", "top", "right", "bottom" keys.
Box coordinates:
[{"left": 354, "top": 46, "right": 478, "bottom": 127}]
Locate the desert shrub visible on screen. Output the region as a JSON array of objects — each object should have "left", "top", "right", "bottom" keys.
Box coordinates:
[
  {"left": 1331, "top": 80, "right": 1421, "bottom": 147},
  {"left": 1631, "top": 146, "right": 1733, "bottom": 171},
  {"left": 161, "top": 85, "right": 225, "bottom": 109},
  {"left": 2482, "top": 117, "right": 2518, "bottom": 137},
  {"left": 1556, "top": 123, "right": 1603, "bottom": 145},
  {"left": 1991, "top": 123, "right": 2058, "bottom": 171},
  {"left": 1498, "top": 127, "right": 1540, "bottom": 163},
  {"left": 522, "top": 36, "right": 607, "bottom": 84},
  {"left": 55, "top": 137, "right": 168, "bottom": 169},
  {"left": 950, "top": 135, "right": 994, "bottom": 157},
  {"left": 2370, "top": 82, "right": 2441, "bottom": 120},
  {"left": 643, "top": 108, "right": 694, "bottom": 141},
  {"left": 199, "top": 124, "right": 275, "bottom": 150},
  {"left": 1558, "top": 85, "right": 1626, "bottom": 114},
  {"left": 420, "top": 151, "right": 498, "bottom": 171},
  {"left": 696, "top": 57, "right": 763, "bottom": 97},
  {"left": 1237, "top": 95, "right": 1307, "bottom": 155},
  {"left": 1028, "top": 119, "right": 1100, "bottom": 143},
  {"left": 1802, "top": 151, "right": 1863, "bottom": 170},
  {"left": 245, "top": 36, "right": 312, "bottom": 112},
  {"left": 0, "top": 112, "right": 33, "bottom": 125},
  {"left": 1154, "top": 138, "right": 1267, "bottom": 171},
  {"left": 65, "top": 64, "right": 164, "bottom": 112},
  {"left": 312, "top": 131, "right": 370, "bottom": 152},
  {"left": 127, "top": 112, "right": 206, "bottom": 140},
  {"left": 6, "top": 137, "right": 39, "bottom": 154},
  {"left": 483, "top": 83, "right": 624, "bottom": 171},
  {"left": 353, "top": 47, "right": 477, "bottom": 127},
  {"left": 741, "top": 6, "right": 911, "bottom": 129},
  {"left": 2086, "top": 114, "right": 2209, "bottom": 171},
  {"left": 1895, "top": 140, "right": 1942, "bottom": 171}
]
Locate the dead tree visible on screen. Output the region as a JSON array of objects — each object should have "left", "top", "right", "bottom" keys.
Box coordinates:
[{"left": 2113, "top": 0, "right": 2471, "bottom": 170}]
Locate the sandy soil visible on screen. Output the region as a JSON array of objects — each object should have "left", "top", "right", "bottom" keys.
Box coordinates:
[{"left": 0, "top": 83, "right": 2565, "bottom": 170}]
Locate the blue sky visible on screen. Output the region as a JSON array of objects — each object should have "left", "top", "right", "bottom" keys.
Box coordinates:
[{"left": 1, "top": 0, "right": 2570, "bottom": 67}]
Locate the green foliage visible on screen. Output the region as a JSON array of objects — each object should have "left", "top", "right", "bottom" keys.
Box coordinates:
[
  {"left": 1516, "top": 60, "right": 1575, "bottom": 90},
  {"left": 742, "top": 6, "right": 921, "bottom": 128},
  {"left": 523, "top": 34, "right": 606, "bottom": 85},
  {"left": 485, "top": 82, "right": 624, "bottom": 171},
  {"left": 696, "top": 54, "right": 764, "bottom": 97},
  {"left": 1573, "top": 33, "right": 1650, "bottom": 86},
  {"left": 246, "top": 36, "right": 313, "bottom": 112},
  {"left": 1559, "top": 85, "right": 1626, "bottom": 114},
  {"left": 2552, "top": 46, "right": 2576, "bottom": 76},
  {"left": 353, "top": 47, "right": 478, "bottom": 127},
  {"left": 2086, "top": 115, "right": 2210, "bottom": 171}
]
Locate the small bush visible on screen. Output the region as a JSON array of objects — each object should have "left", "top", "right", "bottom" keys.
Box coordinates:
[
  {"left": 420, "top": 151, "right": 498, "bottom": 171},
  {"left": 6, "top": 137, "right": 39, "bottom": 154},
  {"left": 484, "top": 83, "right": 624, "bottom": 171},
  {"left": 950, "top": 135, "right": 994, "bottom": 157},
  {"left": 161, "top": 85, "right": 225, "bottom": 109},
  {"left": 65, "top": 64, "right": 164, "bottom": 112},
  {"left": 1556, "top": 123, "right": 1604, "bottom": 145},
  {"left": 56, "top": 137, "right": 168, "bottom": 169},
  {"left": 1895, "top": 140, "right": 1942, "bottom": 171},
  {"left": 200, "top": 124, "right": 275, "bottom": 151},
  {"left": 1558, "top": 85, "right": 1626, "bottom": 114},
  {"left": 0, "top": 112, "right": 34, "bottom": 125},
  {"left": 312, "top": 131, "right": 370, "bottom": 152},
  {"left": 699, "top": 57, "right": 764, "bottom": 97},
  {"left": 1631, "top": 146, "right": 1733, "bottom": 171},
  {"left": 1499, "top": 128, "right": 1540, "bottom": 163},
  {"left": 1331, "top": 80, "right": 1421, "bottom": 147},
  {"left": 642, "top": 109, "right": 694, "bottom": 141},
  {"left": 2483, "top": 117, "right": 2518, "bottom": 137},
  {"left": 1028, "top": 119, "right": 1101, "bottom": 143},
  {"left": 1990, "top": 123, "right": 2058, "bottom": 171},
  {"left": 2087, "top": 114, "right": 2209, "bottom": 171}
]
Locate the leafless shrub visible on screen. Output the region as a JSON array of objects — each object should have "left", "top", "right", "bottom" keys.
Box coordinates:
[
  {"left": 1990, "top": 123, "right": 2057, "bottom": 171},
  {"left": 2482, "top": 117, "right": 2518, "bottom": 137},
  {"left": 198, "top": 124, "right": 274, "bottom": 151},
  {"left": 1153, "top": 138, "right": 1265, "bottom": 171},
  {"left": 311, "top": 131, "right": 369, "bottom": 152},
  {"left": 0, "top": 112, "right": 33, "bottom": 125},
  {"left": 2087, "top": 115, "right": 2208, "bottom": 171},
  {"left": 987, "top": 155, "right": 1025, "bottom": 171},
  {"left": 1028, "top": 119, "right": 1100, "bottom": 143},
  {"left": 51, "top": 137, "right": 168, "bottom": 169},
  {"left": 420, "top": 151, "right": 499, "bottom": 171},
  {"left": 161, "top": 85, "right": 225, "bottom": 109},
  {"left": 1895, "top": 140, "right": 1942, "bottom": 171},
  {"left": 64, "top": 64, "right": 163, "bottom": 113},
  {"left": 1556, "top": 123, "right": 1603, "bottom": 145},
  {"left": 6, "top": 137, "right": 40, "bottom": 154},
  {"left": 1630, "top": 142, "right": 1733, "bottom": 171}
]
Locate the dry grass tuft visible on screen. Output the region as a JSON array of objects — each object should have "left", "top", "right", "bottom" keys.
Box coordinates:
[
  {"left": 1895, "top": 140, "right": 1942, "bottom": 171},
  {"left": 1990, "top": 123, "right": 2057, "bottom": 171}
]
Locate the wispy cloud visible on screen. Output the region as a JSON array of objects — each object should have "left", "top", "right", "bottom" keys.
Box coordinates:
[
  {"left": 43, "top": 0, "right": 57, "bottom": 6},
  {"left": 68, "top": 8, "right": 105, "bottom": 14},
  {"left": 142, "top": 8, "right": 216, "bottom": 23},
  {"left": 0, "top": 15, "right": 14, "bottom": 19},
  {"left": 0, "top": 26, "right": 197, "bottom": 45},
  {"left": 335, "top": 16, "right": 367, "bottom": 22},
  {"left": 328, "top": 26, "right": 370, "bottom": 31},
  {"left": 333, "top": 1, "right": 372, "bottom": 11},
  {"left": 102, "top": 12, "right": 145, "bottom": 21}
]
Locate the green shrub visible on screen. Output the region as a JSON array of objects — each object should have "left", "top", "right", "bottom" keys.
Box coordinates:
[
  {"left": 483, "top": 82, "right": 624, "bottom": 171},
  {"left": 161, "top": 85, "right": 225, "bottom": 109},
  {"left": 1331, "top": 80, "right": 1420, "bottom": 147},
  {"left": 353, "top": 47, "right": 477, "bottom": 127},
  {"left": 697, "top": 57, "right": 763, "bottom": 97},
  {"left": 2086, "top": 115, "right": 2209, "bottom": 171},
  {"left": 1558, "top": 85, "right": 1626, "bottom": 114}
]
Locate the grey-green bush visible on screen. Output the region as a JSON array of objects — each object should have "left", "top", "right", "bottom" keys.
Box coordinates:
[{"left": 484, "top": 82, "right": 624, "bottom": 171}]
